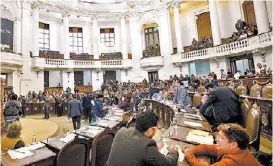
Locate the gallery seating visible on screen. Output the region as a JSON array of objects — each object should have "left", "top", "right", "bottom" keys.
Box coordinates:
[
  {"left": 70, "top": 53, "right": 94, "bottom": 60},
  {"left": 39, "top": 50, "right": 64, "bottom": 59},
  {"left": 100, "top": 52, "right": 122, "bottom": 60}
]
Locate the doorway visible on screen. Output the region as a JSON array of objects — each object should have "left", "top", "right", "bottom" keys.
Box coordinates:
[
  {"left": 103, "top": 71, "right": 116, "bottom": 83},
  {"left": 148, "top": 71, "right": 158, "bottom": 83}
]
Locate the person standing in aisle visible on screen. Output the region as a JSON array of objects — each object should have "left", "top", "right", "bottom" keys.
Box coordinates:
[{"left": 68, "top": 94, "right": 83, "bottom": 130}]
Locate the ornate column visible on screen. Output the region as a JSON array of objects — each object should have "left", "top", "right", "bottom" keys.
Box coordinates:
[
  {"left": 13, "top": 17, "right": 21, "bottom": 54},
  {"left": 129, "top": 14, "right": 144, "bottom": 82},
  {"left": 62, "top": 13, "right": 70, "bottom": 59},
  {"left": 253, "top": 1, "right": 270, "bottom": 34},
  {"left": 120, "top": 14, "right": 128, "bottom": 59},
  {"left": 173, "top": 3, "right": 184, "bottom": 53},
  {"left": 92, "top": 16, "right": 99, "bottom": 59},
  {"left": 31, "top": 2, "right": 39, "bottom": 57},
  {"left": 208, "top": 0, "right": 222, "bottom": 46}
]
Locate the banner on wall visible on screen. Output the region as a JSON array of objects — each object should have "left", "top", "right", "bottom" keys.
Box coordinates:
[{"left": 0, "top": 18, "right": 14, "bottom": 48}]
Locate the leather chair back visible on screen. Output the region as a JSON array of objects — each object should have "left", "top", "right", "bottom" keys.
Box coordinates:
[
  {"left": 240, "top": 98, "right": 251, "bottom": 128},
  {"left": 197, "top": 86, "right": 205, "bottom": 94},
  {"left": 245, "top": 103, "right": 260, "bottom": 145},
  {"left": 236, "top": 84, "right": 248, "bottom": 96},
  {"left": 56, "top": 136, "right": 90, "bottom": 166},
  {"left": 250, "top": 83, "right": 262, "bottom": 97},
  {"left": 262, "top": 83, "right": 273, "bottom": 98},
  {"left": 192, "top": 93, "right": 202, "bottom": 107},
  {"left": 91, "top": 131, "right": 115, "bottom": 166}
]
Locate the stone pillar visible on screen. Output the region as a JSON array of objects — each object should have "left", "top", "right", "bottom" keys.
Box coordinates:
[
  {"left": 62, "top": 13, "right": 70, "bottom": 59},
  {"left": 31, "top": 3, "right": 39, "bottom": 57},
  {"left": 173, "top": 3, "right": 184, "bottom": 53},
  {"left": 129, "top": 14, "right": 144, "bottom": 82},
  {"left": 208, "top": 0, "right": 222, "bottom": 46},
  {"left": 13, "top": 17, "right": 22, "bottom": 54},
  {"left": 92, "top": 16, "right": 99, "bottom": 59},
  {"left": 120, "top": 15, "right": 128, "bottom": 59},
  {"left": 61, "top": 70, "right": 74, "bottom": 93},
  {"left": 253, "top": 1, "right": 270, "bottom": 34}
]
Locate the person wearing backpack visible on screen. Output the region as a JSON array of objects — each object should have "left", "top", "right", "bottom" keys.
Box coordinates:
[{"left": 4, "top": 94, "right": 22, "bottom": 129}]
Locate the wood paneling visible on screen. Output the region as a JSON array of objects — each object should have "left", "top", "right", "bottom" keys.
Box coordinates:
[
  {"left": 243, "top": 1, "right": 257, "bottom": 27},
  {"left": 196, "top": 12, "right": 212, "bottom": 40}
]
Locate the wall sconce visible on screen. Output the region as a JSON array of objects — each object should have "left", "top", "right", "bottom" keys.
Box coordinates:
[
  {"left": 125, "top": 69, "right": 128, "bottom": 76},
  {"left": 36, "top": 71, "right": 40, "bottom": 78},
  {"left": 67, "top": 72, "right": 71, "bottom": 78},
  {"left": 96, "top": 68, "right": 101, "bottom": 81},
  {"left": 261, "top": 54, "right": 266, "bottom": 62},
  {"left": 175, "top": 62, "right": 183, "bottom": 72}
]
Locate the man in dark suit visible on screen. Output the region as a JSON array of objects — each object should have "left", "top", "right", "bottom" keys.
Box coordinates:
[
  {"left": 208, "top": 73, "right": 218, "bottom": 87},
  {"left": 200, "top": 83, "right": 241, "bottom": 130},
  {"left": 107, "top": 112, "right": 179, "bottom": 166},
  {"left": 68, "top": 94, "right": 83, "bottom": 130},
  {"left": 81, "top": 93, "right": 92, "bottom": 122}
]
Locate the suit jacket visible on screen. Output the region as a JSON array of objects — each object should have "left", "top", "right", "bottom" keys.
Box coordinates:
[
  {"left": 186, "top": 144, "right": 262, "bottom": 166},
  {"left": 68, "top": 99, "right": 83, "bottom": 118},
  {"left": 200, "top": 87, "right": 241, "bottom": 124},
  {"left": 82, "top": 95, "right": 92, "bottom": 109},
  {"left": 107, "top": 127, "right": 178, "bottom": 166}
]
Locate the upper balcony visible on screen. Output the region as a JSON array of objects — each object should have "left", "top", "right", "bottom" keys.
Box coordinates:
[
  {"left": 140, "top": 56, "right": 164, "bottom": 71},
  {"left": 0, "top": 51, "right": 23, "bottom": 72},
  {"left": 31, "top": 58, "right": 132, "bottom": 70},
  {"left": 172, "top": 31, "right": 272, "bottom": 64}
]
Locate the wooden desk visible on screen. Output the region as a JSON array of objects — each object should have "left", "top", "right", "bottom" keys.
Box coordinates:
[
  {"left": 1, "top": 147, "right": 56, "bottom": 166},
  {"left": 176, "top": 114, "right": 212, "bottom": 132},
  {"left": 165, "top": 139, "right": 211, "bottom": 166}
]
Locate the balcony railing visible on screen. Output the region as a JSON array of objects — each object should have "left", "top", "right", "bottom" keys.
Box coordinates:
[
  {"left": 140, "top": 56, "right": 164, "bottom": 68},
  {"left": 32, "top": 58, "right": 132, "bottom": 69},
  {"left": 172, "top": 31, "right": 272, "bottom": 63}
]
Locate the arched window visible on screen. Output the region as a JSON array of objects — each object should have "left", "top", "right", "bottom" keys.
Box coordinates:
[{"left": 144, "top": 27, "right": 159, "bottom": 48}]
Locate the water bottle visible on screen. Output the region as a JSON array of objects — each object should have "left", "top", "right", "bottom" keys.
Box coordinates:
[
  {"left": 32, "top": 135, "right": 36, "bottom": 144},
  {"left": 256, "top": 91, "right": 261, "bottom": 98}
]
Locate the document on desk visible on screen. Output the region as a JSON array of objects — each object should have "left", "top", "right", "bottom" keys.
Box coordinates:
[
  {"left": 27, "top": 142, "right": 45, "bottom": 151},
  {"left": 184, "top": 121, "right": 203, "bottom": 127},
  {"left": 8, "top": 148, "right": 34, "bottom": 159},
  {"left": 79, "top": 126, "right": 105, "bottom": 138},
  {"left": 160, "top": 144, "right": 185, "bottom": 162},
  {"left": 59, "top": 133, "right": 76, "bottom": 143},
  {"left": 186, "top": 131, "right": 213, "bottom": 145},
  {"left": 184, "top": 113, "right": 202, "bottom": 120}
]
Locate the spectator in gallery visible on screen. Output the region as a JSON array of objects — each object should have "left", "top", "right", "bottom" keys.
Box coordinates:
[
  {"left": 2, "top": 121, "right": 25, "bottom": 153},
  {"left": 183, "top": 123, "right": 262, "bottom": 166}
]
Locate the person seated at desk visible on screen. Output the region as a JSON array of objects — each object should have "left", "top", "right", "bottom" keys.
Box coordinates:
[
  {"left": 152, "top": 90, "right": 165, "bottom": 101},
  {"left": 107, "top": 112, "right": 179, "bottom": 166},
  {"left": 2, "top": 121, "right": 25, "bottom": 152},
  {"left": 118, "top": 96, "right": 129, "bottom": 111},
  {"left": 183, "top": 123, "right": 262, "bottom": 166},
  {"left": 200, "top": 83, "right": 241, "bottom": 130}
]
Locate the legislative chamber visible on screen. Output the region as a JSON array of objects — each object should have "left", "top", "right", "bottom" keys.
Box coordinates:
[{"left": 1, "top": 0, "right": 272, "bottom": 165}]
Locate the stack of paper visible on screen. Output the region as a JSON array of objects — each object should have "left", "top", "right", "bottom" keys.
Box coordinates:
[
  {"left": 104, "top": 116, "right": 121, "bottom": 121},
  {"left": 27, "top": 142, "right": 45, "bottom": 151},
  {"left": 159, "top": 144, "right": 185, "bottom": 162},
  {"left": 97, "top": 120, "right": 119, "bottom": 128},
  {"left": 8, "top": 148, "right": 34, "bottom": 159},
  {"left": 59, "top": 133, "right": 76, "bottom": 143},
  {"left": 184, "top": 121, "right": 203, "bottom": 128},
  {"left": 184, "top": 113, "right": 202, "bottom": 120},
  {"left": 186, "top": 130, "right": 213, "bottom": 144},
  {"left": 79, "top": 127, "right": 104, "bottom": 137}
]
